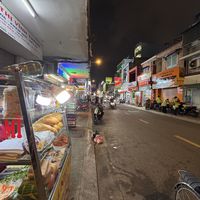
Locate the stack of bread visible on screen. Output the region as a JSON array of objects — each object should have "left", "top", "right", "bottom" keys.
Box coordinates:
[
  {"left": 32, "top": 113, "right": 64, "bottom": 134},
  {"left": 3, "top": 87, "right": 22, "bottom": 118}
]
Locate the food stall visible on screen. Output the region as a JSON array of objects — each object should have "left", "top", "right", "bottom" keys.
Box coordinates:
[{"left": 0, "top": 61, "right": 71, "bottom": 200}]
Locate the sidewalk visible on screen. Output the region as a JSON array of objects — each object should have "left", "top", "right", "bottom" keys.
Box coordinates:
[
  {"left": 124, "top": 104, "right": 200, "bottom": 125},
  {"left": 69, "top": 111, "right": 98, "bottom": 200}
]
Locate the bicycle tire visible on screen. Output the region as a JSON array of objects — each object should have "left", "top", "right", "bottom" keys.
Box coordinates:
[{"left": 175, "top": 184, "right": 200, "bottom": 200}]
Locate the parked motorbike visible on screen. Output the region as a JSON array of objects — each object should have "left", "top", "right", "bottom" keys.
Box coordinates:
[
  {"left": 93, "top": 104, "right": 104, "bottom": 124},
  {"left": 119, "top": 99, "right": 125, "bottom": 104},
  {"left": 184, "top": 106, "right": 199, "bottom": 117}
]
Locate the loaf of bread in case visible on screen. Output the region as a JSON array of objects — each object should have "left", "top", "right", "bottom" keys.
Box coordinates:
[
  {"left": 57, "top": 122, "right": 63, "bottom": 129},
  {"left": 38, "top": 116, "right": 60, "bottom": 125},
  {"left": 51, "top": 113, "right": 62, "bottom": 121},
  {"left": 53, "top": 124, "right": 60, "bottom": 132},
  {"left": 33, "top": 123, "right": 57, "bottom": 133}
]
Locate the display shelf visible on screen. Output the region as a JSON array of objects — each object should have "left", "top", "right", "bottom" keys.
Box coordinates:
[
  {"left": 0, "top": 127, "right": 67, "bottom": 166},
  {"left": 0, "top": 62, "right": 72, "bottom": 200}
]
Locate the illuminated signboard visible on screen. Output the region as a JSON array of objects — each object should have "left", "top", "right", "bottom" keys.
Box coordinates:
[
  {"left": 134, "top": 45, "right": 142, "bottom": 58},
  {"left": 105, "top": 77, "right": 112, "bottom": 84},
  {"left": 57, "top": 62, "right": 89, "bottom": 79}
]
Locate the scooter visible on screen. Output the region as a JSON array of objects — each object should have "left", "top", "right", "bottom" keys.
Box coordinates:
[
  {"left": 93, "top": 104, "right": 104, "bottom": 124},
  {"left": 109, "top": 98, "right": 116, "bottom": 109},
  {"left": 184, "top": 106, "right": 199, "bottom": 117}
]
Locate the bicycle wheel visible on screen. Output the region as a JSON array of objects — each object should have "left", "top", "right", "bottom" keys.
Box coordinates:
[{"left": 175, "top": 184, "right": 200, "bottom": 200}]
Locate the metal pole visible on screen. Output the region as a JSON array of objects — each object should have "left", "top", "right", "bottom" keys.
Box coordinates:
[{"left": 15, "top": 71, "right": 47, "bottom": 200}]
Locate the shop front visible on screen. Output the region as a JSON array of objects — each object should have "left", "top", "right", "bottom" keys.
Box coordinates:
[
  {"left": 128, "top": 81, "right": 138, "bottom": 104},
  {"left": 183, "top": 74, "right": 200, "bottom": 108},
  {"left": 118, "top": 82, "right": 129, "bottom": 102},
  {"left": 152, "top": 66, "right": 184, "bottom": 101},
  {"left": 137, "top": 72, "right": 152, "bottom": 106}
]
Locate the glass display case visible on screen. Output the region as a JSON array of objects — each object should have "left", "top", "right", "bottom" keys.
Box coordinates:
[{"left": 0, "top": 62, "right": 71, "bottom": 200}]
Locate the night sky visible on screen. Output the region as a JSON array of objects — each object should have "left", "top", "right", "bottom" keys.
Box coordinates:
[{"left": 90, "top": 0, "right": 200, "bottom": 83}]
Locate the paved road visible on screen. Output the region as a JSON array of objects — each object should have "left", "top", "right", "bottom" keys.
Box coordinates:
[{"left": 94, "top": 104, "right": 200, "bottom": 200}]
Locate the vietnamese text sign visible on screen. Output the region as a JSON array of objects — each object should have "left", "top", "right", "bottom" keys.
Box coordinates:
[{"left": 0, "top": 3, "right": 42, "bottom": 59}]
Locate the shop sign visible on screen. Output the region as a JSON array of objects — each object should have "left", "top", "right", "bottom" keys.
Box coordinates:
[
  {"left": 0, "top": 3, "right": 42, "bottom": 59},
  {"left": 154, "top": 66, "right": 180, "bottom": 79},
  {"left": 137, "top": 72, "right": 151, "bottom": 82},
  {"left": 114, "top": 77, "right": 122, "bottom": 87},
  {"left": 137, "top": 72, "right": 151, "bottom": 87},
  {"left": 0, "top": 118, "right": 22, "bottom": 139},
  {"left": 139, "top": 85, "right": 151, "bottom": 91},
  {"left": 105, "top": 77, "right": 112, "bottom": 84},
  {"left": 128, "top": 81, "right": 137, "bottom": 88},
  {"left": 152, "top": 77, "right": 177, "bottom": 89}
]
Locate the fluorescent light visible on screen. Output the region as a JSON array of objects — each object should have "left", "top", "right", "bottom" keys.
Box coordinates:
[
  {"left": 22, "top": 0, "right": 36, "bottom": 18},
  {"left": 36, "top": 95, "right": 51, "bottom": 106},
  {"left": 49, "top": 74, "right": 65, "bottom": 83},
  {"left": 56, "top": 91, "right": 70, "bottom": 104}
]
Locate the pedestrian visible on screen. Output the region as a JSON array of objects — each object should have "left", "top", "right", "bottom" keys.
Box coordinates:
[
  {"left": 156, "top": 95, "right": 162, "bottom": 110},
  {"left": 161, "top": 99, "right": 169, "bottom": 113},
  {"left": 173, "top": 98, "right": 180, "bottom": 115}
]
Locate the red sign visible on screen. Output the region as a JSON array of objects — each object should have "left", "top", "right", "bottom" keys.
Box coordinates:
[
  {"left": 138, "top": 80, "right": 150, "bottom": 87},
  {"left": 114, "top": 77, "right": 122, "bottom": 86},
  {"left": 0, "top": 118, "right": 22, "bottom": 141}
]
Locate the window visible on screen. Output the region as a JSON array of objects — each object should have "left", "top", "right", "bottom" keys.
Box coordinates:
[
  {"left": 129, "top": 72, "right": 136, "bottom": 82},
  {"left": 166, "top": 53, "right": 178, "bottom": 68},
  {"left": 143, "top": 66, "right": 150, "bottom": 73},
  {"left": 155, "top": 58, "right": 162, "bottom": 73}
]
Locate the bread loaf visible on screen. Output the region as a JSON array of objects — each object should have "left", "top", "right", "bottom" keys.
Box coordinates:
[{"left": 33, "top": 123, "right": 57, "bottom": 133}]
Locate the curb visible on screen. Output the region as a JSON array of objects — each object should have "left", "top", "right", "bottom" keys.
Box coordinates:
[
  {"left": 124, "top": 104, "right": 200, "bottom": 125},
  {"left": 79, "top": 109, "right": 99, "bottom": 200}
]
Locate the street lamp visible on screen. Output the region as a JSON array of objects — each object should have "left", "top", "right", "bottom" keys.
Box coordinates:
[
  {"left": 95, "top": 58, "right": 102, "bottom": 66},
  {"left": 92, "top": 79, "right": 95, "bottom": 83}
]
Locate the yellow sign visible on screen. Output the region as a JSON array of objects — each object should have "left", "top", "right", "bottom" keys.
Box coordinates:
[{"left": 105, "top": 77, "right": 112, "bottom": 84}]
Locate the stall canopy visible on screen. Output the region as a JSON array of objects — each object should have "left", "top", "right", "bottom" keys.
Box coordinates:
[{"left": 1, "top": 0, "right": 88, "bottom": 61}]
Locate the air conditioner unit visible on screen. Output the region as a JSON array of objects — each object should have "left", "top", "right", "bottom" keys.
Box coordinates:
[{"left": 189, "top": 57, "right": 200, "bottom": 69}]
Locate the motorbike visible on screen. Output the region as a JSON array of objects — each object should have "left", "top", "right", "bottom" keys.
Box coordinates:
[
  {"left": 93, "top": 104, "right": 104, "bottom": 124},
  {"left": 109, "top": 98, "right": 116, "bottom": 109},
  {"left": 184, "top": 106, "right": 199, "bottom": 117}
]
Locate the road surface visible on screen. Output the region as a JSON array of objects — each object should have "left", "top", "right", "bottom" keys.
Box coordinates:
[{"left": 94, "top": 104, "right": 200, "bottom": 200}]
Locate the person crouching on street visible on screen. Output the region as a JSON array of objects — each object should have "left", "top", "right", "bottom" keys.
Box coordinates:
[
  {"left": 161, "top": 99, "right": 170, "bottom": 113},
  {"left": 155, "top": 95, "right": 162, "bottom": 110}
]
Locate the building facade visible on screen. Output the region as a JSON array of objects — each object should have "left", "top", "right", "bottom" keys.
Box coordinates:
[
  {"left": 181, "top": 21, "right": 200, "bottom": 108},
  {"left": 116, "top": 58, "right": 133, "bottom": 102},
  {"left": 152, "top": 41, "right": 184, "bottom": 102}
]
